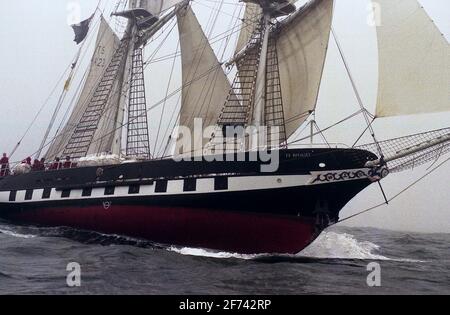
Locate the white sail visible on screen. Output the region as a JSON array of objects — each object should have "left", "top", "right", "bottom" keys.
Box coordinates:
[
  {"left": 175, "top": 6, "right": 232, "bottom": 156},
  {"left": 130, "top": 0, "right": 184, "bottom": 16},
  {"left": 373, "top": 0, "right": 450, "bottom": 118},
  {"left": 277, "top": 0, "right": 334, "bottom": 138},
  {"left": 235, "top": 3, "right": 262, "bottom": 55},
  {"left": 45, "top": 17, "right": 121, "bottom": 160}
]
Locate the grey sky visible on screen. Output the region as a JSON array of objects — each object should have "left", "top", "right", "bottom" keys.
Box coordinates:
[{"left": 0, "top": 0, "right": 448, "bottom": 233}]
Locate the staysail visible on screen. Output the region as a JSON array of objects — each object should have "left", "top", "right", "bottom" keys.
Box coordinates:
[
  {"left": 175, "top": 6, "right": 232, "bottom": 155},
  {"left": 45, "top": 17, "right": 121, "bottom": 160},
  {"left": 276, "top": 0, "right": 334, "bottom": 138},
  {"left": 373, "top": 0, "right": 450, "bottom": 118}
]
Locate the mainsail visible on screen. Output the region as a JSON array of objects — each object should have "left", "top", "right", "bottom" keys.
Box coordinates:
[
  {"left": 277, "top": 0, "right": 334, "bottom": 138},
  {"left": 175, "top": 6, "right": 232, "bottom": 155},
  {"left": 373, "top": 0, "right": 450, "bottom": 118},
  {"left": 45, "top": 17, "right": 121, "bottom": 160}
]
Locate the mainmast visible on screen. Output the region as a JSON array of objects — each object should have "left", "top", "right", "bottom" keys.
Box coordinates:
[
  {"left": 250, "top": 12, "right": 270, "bottom": 150},
  {"left": 218, "top": 0, "right": 295, "bottom": 151}
]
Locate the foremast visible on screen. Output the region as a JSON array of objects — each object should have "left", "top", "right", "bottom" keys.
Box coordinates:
[{"left": 59, "top": 1, "right": 189, "bottom": 160}]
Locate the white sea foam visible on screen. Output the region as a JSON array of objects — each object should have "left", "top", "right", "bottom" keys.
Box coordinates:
[
  {"left": 299, "top": 231, "right": 389, "bottom": 260},
  {"left": 169, "top": 231, "right": 419, "bottom": 262},
  {"left": 0, "top": 228, "right": 37, "bottom": 239},
  {"left": 301, "top": 232, "right": 425, "bottom": 262},
  {"left": 169, "top": 247, "right": 261, "bottom": 260},
  {"left": 169, "top": 232, "right": 389, "bottom": 260}
]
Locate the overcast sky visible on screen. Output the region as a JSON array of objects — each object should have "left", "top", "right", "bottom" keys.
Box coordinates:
[{"left": 0, "top": 0, "right": 448, "bottom": 233}]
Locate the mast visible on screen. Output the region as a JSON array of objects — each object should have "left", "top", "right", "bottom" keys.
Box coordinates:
[
  {"left": 217, "top": 0, "right": 295, "bottom": 151},
  {"left": 250, "top": 12, "right": 270, "bottom": 150},
  {"left": 111, "top": 21, "right": 135, "bottom": 157},
  {"left": 111, "top": 21, "right": 134, "bottom": 156},
  {"left": 54, "top": 1, "right": 188, "bottom": 160}
]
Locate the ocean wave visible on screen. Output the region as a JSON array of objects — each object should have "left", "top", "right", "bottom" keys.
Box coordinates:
[
  {"left": 169, "top": 247, "right": 261, "bottom": 260},
  {"left": 168, "top": 231, "right": 389, "bottom": 261},
  {"left": 302, "top": 231, "right": 425, "bottom": 263},
  {"left": 0, "top": 222, "right": 424, "bottom": 262},
  {"left": 299, "top": 231, "right": 389, "bottom": 260},
  {"left": 170, "top": 231, "right": 424, "bottom": 262},
  {"left": 0, "top": 228, "right": 37, "bottom": 239}
]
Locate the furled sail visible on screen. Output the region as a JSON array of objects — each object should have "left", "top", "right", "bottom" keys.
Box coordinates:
[
  {"left": 45, "top": 17, "right": 121, "bottom": 160},
  {"left": 130, "top": 0, "right": 184, "bottom": 16},
  {"left": 235, "top": 3, "right": 262, "bottom": 55},
  {"left": 277, "top": 0, "right": 334, "bottom": 138},
  {"left": 372, "top": 0, "right": 450, "bottom": 118},
  {"left": 175, "top": 6, "right": 232, "bottom": 155}
]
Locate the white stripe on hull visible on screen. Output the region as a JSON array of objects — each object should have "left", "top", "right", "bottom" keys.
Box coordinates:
[{"left": 0, "top": 169, "right": 371, "bottom": 205}]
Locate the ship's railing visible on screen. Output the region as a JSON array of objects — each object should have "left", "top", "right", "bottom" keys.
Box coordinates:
[
  {"left": 0, "top": 161, "right": 78, "bottom": 177},
  {"left": 0, "top": 143, "right": 354, "bottom": 178},
  {"left": 0, "top": 165, "right": 10, "bottom": 177},
  {"left": 287, "top": 143, "right": 350, "bottom": 149}
]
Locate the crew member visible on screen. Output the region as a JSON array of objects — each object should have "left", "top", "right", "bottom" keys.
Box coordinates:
[
  {"left": 51, "top": 157, "right": 62, "bottom": 170},
  {"left": 0, "top": 153, "right": 9, "bottom": 177},
  {"left": 39, "top": 158, "right": 47, "bottom": 171},
  {"left": 22, "top": 157, "right": 32, "bottom": 165},
  {"left": 63, "top": 156, "right": 72, "bottom": 169},
  {"left": 32, "top": 158, "right": 46, "bottom": 171}
]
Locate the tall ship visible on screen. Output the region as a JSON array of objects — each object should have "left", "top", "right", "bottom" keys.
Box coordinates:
[{"left": 0, "top": 0, "right": 448, "bottom": 254}]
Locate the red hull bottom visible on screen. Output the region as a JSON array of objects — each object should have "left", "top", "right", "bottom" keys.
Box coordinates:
[{"left": 7, "top": 205, "right": 318, "bottom": 254}]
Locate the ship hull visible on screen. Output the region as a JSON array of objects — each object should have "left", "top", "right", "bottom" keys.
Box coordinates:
[
  {"left": 0, "top": 148, "right": 378, "bottom": 254},
  {"left": 1, "top": 204, "right": 319, "bottom": 254}
]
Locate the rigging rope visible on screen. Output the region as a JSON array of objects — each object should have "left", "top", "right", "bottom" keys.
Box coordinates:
[
  {"left": 8, "top": 64, "right": 71, "bottom": 159},
  {"left": 153, "top": 0, "right": 229, "bottom": 157},
  {"left": 16, "top": 61, "right": 225, "bottom": 164},
  {"left": 331, "top": 27, "right": 383, "bottom": 157},
  {"left": 7, "top": 1, "right": 247, "bottom": 161},
  {"left": 10, "top": 0, "right": 109, "bottom": 159},
  {"left": 153, "top": 40, "right": 180, "bottom": 154},
  {"left": 330, "top": 155, "right": 450, "bottom": 226},
  {"left": 287, "top": 110, "right": 364, "bottom": 146}
]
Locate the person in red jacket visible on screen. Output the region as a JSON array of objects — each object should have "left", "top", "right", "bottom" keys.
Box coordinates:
[
  {"left": 63, "top": 156, "right": 72, "bottom": 169},
  {"left": 50, "top": 157, "right": 62, "bottom": 170},
  {"left": 0, "top": 153, "right": 9, "bottom": 177},
  {"left": 32, "top": 158, "right": 46, "bottom": 171}
]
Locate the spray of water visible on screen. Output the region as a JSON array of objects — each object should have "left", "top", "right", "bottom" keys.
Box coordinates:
[{"left": 169, "top": 231, "right": 391, "bottom": 261}]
